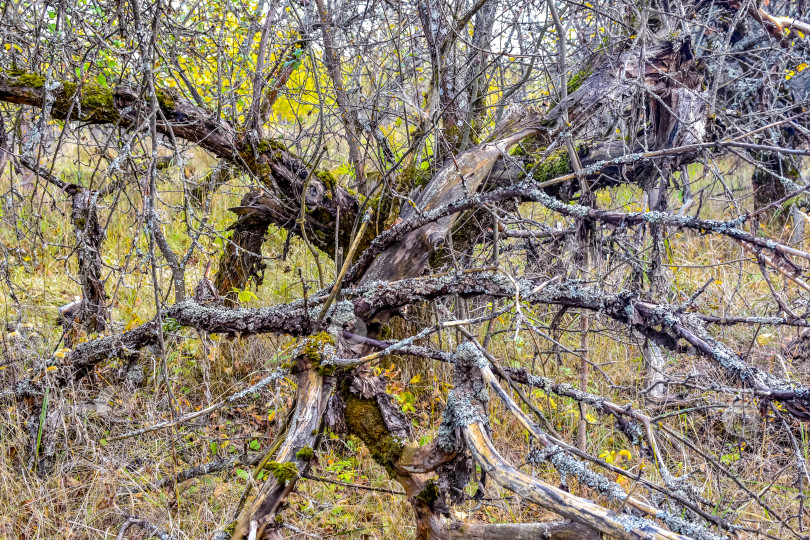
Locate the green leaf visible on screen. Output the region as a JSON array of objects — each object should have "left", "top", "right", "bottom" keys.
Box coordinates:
[
  {"left": 237, "top": 289, "right": 255, "bottom": 302},
  {"left": 235, "top": 468, "right": 250, "bottom": 481},
  {"left": 162, "top": 317, "right": 181, "bottom": 332},
  {"left": 249, "top": 439, "right": 261, "bottom": 451},
  {"left": 720, "top": 452, "right": 740, "bottom": 464},
  {"left": 97, "top": 73, "right": 108, "bottom": 88},
  {"left": 35, "top": 387, "right": 51, "bottom": 467}
]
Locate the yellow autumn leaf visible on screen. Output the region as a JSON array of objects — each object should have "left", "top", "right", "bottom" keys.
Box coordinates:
[{"left": 125, "top": 315, "right": 142, "bottom": 331}]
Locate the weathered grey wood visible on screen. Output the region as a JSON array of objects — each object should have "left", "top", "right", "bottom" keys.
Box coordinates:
[
  {"left": 360, "top": 128, "right": 536, "bottom": 284},
  {"left": 232, "top": 354, "right": 335, "bottom": 539},
  {"left": 449, "top": 521, "right": 601, "bottom": 540},
  {"left": 464, "top": 422, "right": 690, "bottom": 540}
]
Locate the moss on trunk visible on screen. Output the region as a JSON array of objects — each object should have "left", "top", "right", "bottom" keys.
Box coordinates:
[
  {"left": 264, "top": 461, "right": 299, "bottom": 484},
  {"left": 341, "top": 381, "right": 404, "bottom": 476}
]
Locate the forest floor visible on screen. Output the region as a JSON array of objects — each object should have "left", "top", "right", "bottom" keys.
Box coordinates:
[{"left": 1, "top": 152, "right": 809, "bottom": 539}]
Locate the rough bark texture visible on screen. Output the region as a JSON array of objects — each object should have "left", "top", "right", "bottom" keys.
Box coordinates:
[
  {"left": 70, "top": 188, "right": 107, "bottom": 334},
  {"left": 339, "top": 372, "right": 457, "bottom": 539},
  {"left": 0, "top": 68, "right": 368, "bottom": 293},
  {"left": 28, "top": 270, "right": 810, "bottom": 421}
]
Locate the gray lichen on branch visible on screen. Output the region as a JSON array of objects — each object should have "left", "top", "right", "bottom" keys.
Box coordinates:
[{"left": 438, "top": 343, "right": 490, "bottom": 451}]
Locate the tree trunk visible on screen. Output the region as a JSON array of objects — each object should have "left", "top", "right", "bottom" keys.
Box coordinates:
[{"left": 752, "top": 152, "right": 797, "bottom": 225}]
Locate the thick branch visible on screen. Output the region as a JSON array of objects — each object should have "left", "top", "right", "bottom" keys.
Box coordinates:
[
  {"left": 464, "top": 422, "right": 690, "bottom": 540},
  {"left": 233, "top": 354, "right": 334, "bottom": 539},
  {"left": 0, "top": 69, "right": 367, "bottom": 275}
]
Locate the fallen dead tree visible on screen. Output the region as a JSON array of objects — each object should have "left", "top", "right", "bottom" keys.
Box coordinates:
[{"left": 2, "top": 0, "right": 810, "bottom": 538}]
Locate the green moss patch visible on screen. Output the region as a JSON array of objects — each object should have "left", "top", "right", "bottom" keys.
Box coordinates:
[
  {"left": 567, "top": 66, "right": 593, "bottom": 95},
  {"left": 342, "top": 384, "right": 404, "bottom": 476},
  {"left": 155, "top": 88, "right": 175, "bottom": 110},
  {"left": 301, "top": 332, "right": 337, "bottom": 375},
  {"left": 255, "top": 138, "right": 287, "bottom": 156},
  {"left": 264, "top": 461, "right": 299, "bottom": 484},
  {"left": 414, "top": 479, "right": 440, "bottom": 508},
  {"left": 79, "top": 85, "right": 114, "bottom": 111},
  {"left": 302, "top": 332, "right": 335, "bottom": 362},
  {"left": 10, "top": 71, "right": 46, "bottom": 88},
  {"left": 526, "top": 147, "right": 571, "bottom": 183},
  {"left": 315, "top": 170, "right": 337, "bottom": 190}
]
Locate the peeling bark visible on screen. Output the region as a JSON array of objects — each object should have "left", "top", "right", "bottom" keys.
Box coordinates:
[
  {"left": 360, "top": 127, "right": 536, "bottom": 283},
  {"left": 233, "top": 355, "right": 335, "bottom": 539}
]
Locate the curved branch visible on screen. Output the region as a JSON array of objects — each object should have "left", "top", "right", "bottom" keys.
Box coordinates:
[
  {"left": 0, "top": 69, "right": 367, "bottom": 270},
  {"left": 463, "top": 422, "right": 690, "bottom": 540},
  {"left": 233, "top": 354, "right": 334, "bottom": 539}
]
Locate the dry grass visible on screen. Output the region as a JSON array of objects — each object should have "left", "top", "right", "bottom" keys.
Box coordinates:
[{"left": 1, "top": 152, "right": 809, "bottom": 539}]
